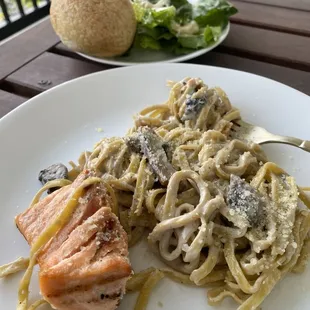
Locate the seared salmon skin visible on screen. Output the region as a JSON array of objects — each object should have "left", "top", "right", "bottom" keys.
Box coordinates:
[{"left": 16, "top": 171, "right": 131, "bottom": 310}]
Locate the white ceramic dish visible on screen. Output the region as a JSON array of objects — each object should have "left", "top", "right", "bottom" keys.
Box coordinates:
[
  {"left": 0, "top": 64, "right": 310, "bottom": 310},
  {"left": 78, "top": 23, "right": 230, "bottom": 66}
]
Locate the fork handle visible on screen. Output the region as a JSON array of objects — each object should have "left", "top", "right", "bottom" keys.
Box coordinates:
[{"left": 262, "top": 135, "right": 310, "bottom": 153}]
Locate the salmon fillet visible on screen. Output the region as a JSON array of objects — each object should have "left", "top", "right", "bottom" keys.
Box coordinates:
[{"left": 16, "top": 171, "right": 131, "bottom": 310}]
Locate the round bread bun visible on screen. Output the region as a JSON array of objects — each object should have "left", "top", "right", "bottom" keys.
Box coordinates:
[{"left": 50, "top": 0, "right": 137, "bottom": 57}]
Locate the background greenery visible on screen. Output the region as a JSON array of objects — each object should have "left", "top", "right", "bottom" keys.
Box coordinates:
[{"left": 1, "top": 0, "right": 44, "bottom": 22}]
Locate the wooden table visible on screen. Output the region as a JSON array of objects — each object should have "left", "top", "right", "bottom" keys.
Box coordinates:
[{"left": 0, "top": 0, "right": 310, "bottom": 118}]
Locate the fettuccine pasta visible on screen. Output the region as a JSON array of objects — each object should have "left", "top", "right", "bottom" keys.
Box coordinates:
[{"left": 69, "top": 78, "right": 310, "bottom": 309}]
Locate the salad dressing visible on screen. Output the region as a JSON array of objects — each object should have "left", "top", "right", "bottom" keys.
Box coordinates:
[{"left": 171, "top": 20, "right": 200, "bottom": 35}]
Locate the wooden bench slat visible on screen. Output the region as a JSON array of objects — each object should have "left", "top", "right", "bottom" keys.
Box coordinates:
[
  {"left": 220, "top": 23, "right": 310, "bottom": 71},
  {"left": 0, "top": 18, "right": 60, "bottom": 81},
  {"left": 0, "top": 90, "right": 27, "bottom": 118},
  {"left": 5, "top": 52, "right": 112, "bottom": 94},
  {"left": 231, "top": 0, "right": 310, "bottom": 36},
  {"left": 239, "top": 0, "right": 310, "bottom": 11}
]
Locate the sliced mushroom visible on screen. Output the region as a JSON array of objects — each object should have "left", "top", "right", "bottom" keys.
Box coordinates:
[
  {"left": 227, "top": 174, "right": 265, "bottom": 228},
  {"left": 162, "top": 141, "right": 174, "bottom": 162},
  {"left": 181, "top": 97, "right": 207, "bottom": 122},
  {"left": 126, "top": 127, "right": 176, "bottom": 184},
  {"left": 38, "top": 163, "right": 69, "bottom": 193}
]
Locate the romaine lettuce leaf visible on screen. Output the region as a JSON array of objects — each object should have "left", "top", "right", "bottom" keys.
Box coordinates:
[
  {"left": 133, "top": 2, "right": 176, "bottom": 28},
  {"left": 170, "top": 0, "right": 193, "bottom": 24},
  {"left": 193, "top": 0, "right": 237, "bottom": 27},
  {"left": 134, "top": 25, "right": 175, "bottom": 51},
  {"left": 136, "top": 35, "right": 162, "bottom": 50},
  {"left": 151, "top": 6, "right": 176, "bottom": 27},
  {"left": 136, "top": 25, "right": 174, "bottom": 40},
  {"left": 178, "top": 25, "right": 222, "bottom": 49}
]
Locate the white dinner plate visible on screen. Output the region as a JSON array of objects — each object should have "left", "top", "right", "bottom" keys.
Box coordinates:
[
  {"left": 77, "top": 23, "right": 230, "bottom": 67},
  {"left": 0, "top": 64, "right": 310, "bottom": 310}
]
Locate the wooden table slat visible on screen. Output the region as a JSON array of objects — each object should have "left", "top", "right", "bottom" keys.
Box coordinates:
[
  {"left": 239, "top": 0, "right": 310, "bottom": 11},
  {"left": 188, "top": 52, "right": 310, "bottom": 96},
  {"left": 0, "top": 90, "right": 27, "bottom": 118},
  {"left": 5, "top": 50, "right": 310, "bottom": 97},
  {"left": 220, "top": 23, "right": 310, "bottom": 71},
  {"left": 0, "top": 18, "right": 60, "bottom": 81},
  {"left": 5, "top": 52, "right": 111, "bottom": 94},
  {"left": 231, "top": 0, "right": 310, "bottom": 36},
  {"left": 51, "top": 43, "right": 101, "bottom": 64}
]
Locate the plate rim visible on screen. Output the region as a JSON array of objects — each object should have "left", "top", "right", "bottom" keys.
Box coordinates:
[
  {"left": 1, "top": 62, "right": 309, "bottom": 128},
  {"left": 76, "top": 23, "right": 230, "bottom": 66}
]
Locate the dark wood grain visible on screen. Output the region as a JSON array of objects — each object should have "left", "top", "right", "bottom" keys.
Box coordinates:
[
  {"left": 52, "top": 42, "right": 87, "bottom": 60},
  {"left": 231, "top": 0, "right": 310, "bottom": 36},
  {"left": 51, "top": 43, "right": 111, "bottom": 65},
  {"left": 4, "top": 50, "right": 310, "bottom": 100},
  {"left": 0, "top": 18, "right": 59, "bottom": 81},
  {"left": 187, "top": 52, "right": 310, "bottom": 96},
  {"left": 5, "top": 52, "right": 109, "bottom": 94},
  {"left": 52, "top": 43, "right": 75, "bottom": 55},
  {"left": 0, "top": 90, "right": 27, "bottom": 118},
  {"left": 238, "top": 0, "right": 310, "bottom": 11},
  {"left": 220, "top": 24, "right": 310, "bottom": 71}
]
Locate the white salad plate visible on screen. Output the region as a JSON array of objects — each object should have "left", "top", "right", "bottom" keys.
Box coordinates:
[
  {"left": 78, "top": 23, "right": 230, "bottom": 67},
  {"left": 0, "top": 63, "right": 310, "bottom": 310}
]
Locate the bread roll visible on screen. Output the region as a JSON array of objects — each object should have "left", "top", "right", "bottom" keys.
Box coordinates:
[{"left": 50, "top": 0, "right": 137, "bottom": 57}]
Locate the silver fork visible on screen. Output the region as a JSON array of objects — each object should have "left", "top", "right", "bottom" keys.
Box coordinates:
[{"left": 230, "top": 119, "right": 310, "bottom": 153}]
